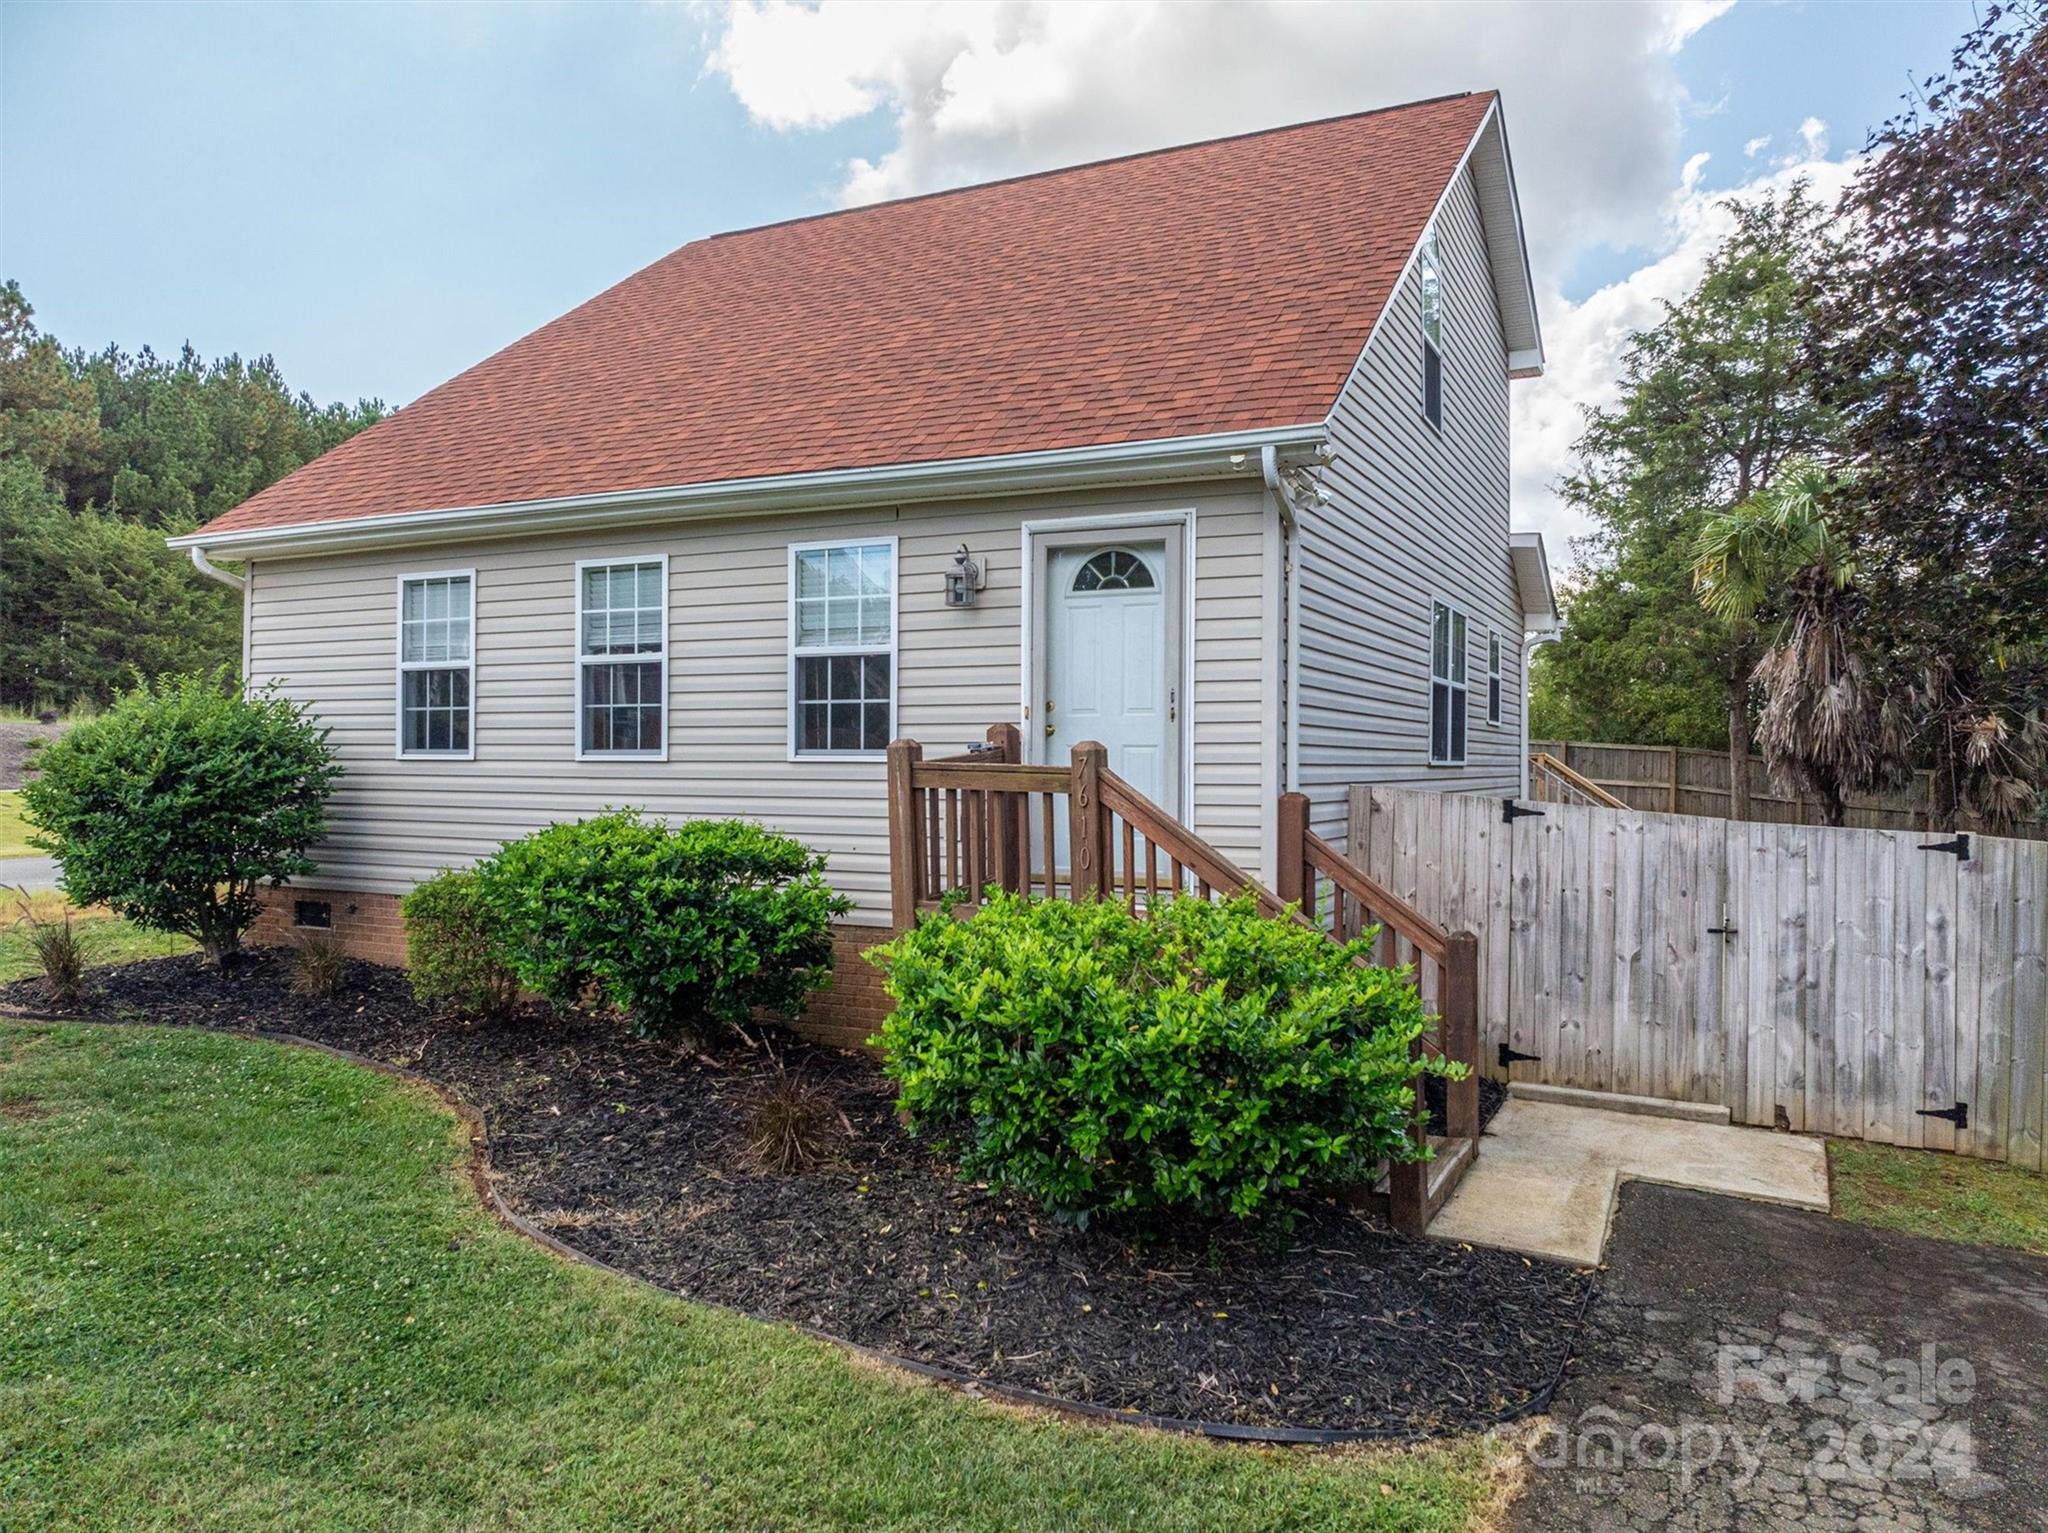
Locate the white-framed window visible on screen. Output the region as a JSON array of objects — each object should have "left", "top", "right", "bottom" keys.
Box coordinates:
[
  {"left": 1487, "top": 631, "right": 1504, "bottom": 726},
  {"left": 396, "top": 570, "right": 474, "bottom": 758},
  {"left": 1429, "top": 598, "right": 1468, "bottom": 765},
  {"left": 788, "top": 537, "right": 896, "bottom": 758},
  {"left": 575, "top": 555, "right": 668, "bottom": 760},
  {"left": 1419, "top": 223, "right": 1444, "bottom": 430}
]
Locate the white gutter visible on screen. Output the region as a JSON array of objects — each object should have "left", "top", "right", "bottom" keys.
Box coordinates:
[
  {"left": 1519, "top": 625, "right": 1562, "bottom": 798},
  {"left": 1262, "top": 443, "right": 1312, "bottom": 794},
  {"left": 188, "top": 546, "right": 245, "bottom": 591},
  {"left": 171, "top": 422, "right": 1327, "bottom": 561}
]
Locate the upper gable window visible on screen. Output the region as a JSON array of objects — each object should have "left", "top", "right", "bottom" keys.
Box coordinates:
[
  {"left": 1419, "top": 224, "right": 1444, "bottom": 431},
  {"left": 1429, "top": 598, "right": 1467, "bottom": 766}
]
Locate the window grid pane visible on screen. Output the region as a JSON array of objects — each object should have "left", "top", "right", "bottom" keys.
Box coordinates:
[
  {"left": 401, "top": 575, "right": 473, "bottom": 665},
  {"left": 401, "top": 667, "right": 470, "bottom": 754},
  {"left": 794, "top": 542, "right": 893, "bottom": 654},
  {"left": 581, "top": 660, "right": 663, "bottom": 755},
  {"left": 579, "top": 561, "right": 665, "bottom": 658}
]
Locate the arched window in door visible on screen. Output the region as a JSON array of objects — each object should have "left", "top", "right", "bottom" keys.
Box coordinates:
[{"left": 1070, "top": 548, "right": 1156, "bottom": 593}]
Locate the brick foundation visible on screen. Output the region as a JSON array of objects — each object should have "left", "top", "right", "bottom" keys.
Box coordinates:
[
  {"left": 251, "top": 886, "right": 408, "bottom": 966},
  {"left": 252, "top": 885, "right": 893, "bottom": 1050}
]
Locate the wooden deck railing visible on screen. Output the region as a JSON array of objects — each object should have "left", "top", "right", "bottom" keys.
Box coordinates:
[
  {"left": 886, "top": 725, "right": 1284, "bottom": 924},
  {"left": 1528, "top": 751, "right": 1627, "bottom": 809},
  {"left": 1277, "top": 793, "right": 1480, "bottom": 1229},
  {"left": 884, "top": 731, "right": 1483, "bottom": 1235}
]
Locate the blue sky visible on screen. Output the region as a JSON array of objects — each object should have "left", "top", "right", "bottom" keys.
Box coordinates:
[{"left": 0, "top": 1, "right": 1978, "bottom": 534}]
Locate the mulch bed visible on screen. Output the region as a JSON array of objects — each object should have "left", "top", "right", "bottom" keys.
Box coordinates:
[{"left": 2, "top": 953, "right": 1589, "bottom": 1437}]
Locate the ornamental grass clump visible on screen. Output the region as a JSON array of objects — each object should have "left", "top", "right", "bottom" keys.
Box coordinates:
[
  {"left": 10, "top": 889, "right": 92, "bottom": 1008},
  {"left": 473, "top": 811, "right": 849, "bottom": 1047},
  {"left": 870, "top": 890, "right": 1453, "bottom": 1227}
]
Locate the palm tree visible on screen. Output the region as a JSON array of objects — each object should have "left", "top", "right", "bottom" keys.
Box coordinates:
[{"left": 1692, "top": 465, "right": 1909, "bottom": 826}]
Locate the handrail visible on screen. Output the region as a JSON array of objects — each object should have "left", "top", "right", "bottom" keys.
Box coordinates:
[
  {"left": 1301, "top": 829, "right": 1446, "bottom": 964},
  {"left": 1528, "top": 751, "right": 1626, "bottom": 809},
  {"left": 1097, "top": 768, "right": 1290, "bottom": 918}
]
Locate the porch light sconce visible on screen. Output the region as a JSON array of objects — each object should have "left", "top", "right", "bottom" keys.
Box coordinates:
[{"left": 944, "top": 544, "right": 984, "bottom": 608}]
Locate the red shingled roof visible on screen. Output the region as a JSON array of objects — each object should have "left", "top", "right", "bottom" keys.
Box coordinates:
[{"left": 195, "top": 92, "right": 1495, "bottom": 539}]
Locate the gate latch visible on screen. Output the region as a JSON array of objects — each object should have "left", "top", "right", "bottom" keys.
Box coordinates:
[
  {"left": 1498, "top": 1043, "right": 1541, "bottom": 1068},
  {"left": 1502, "top": 799, "right": 1546, "bottom": 825},
  {"left": 1707, "top": 906, "right": 1738, "bottom": 941},
  {"left": 1916, "top": 1102, "right": 1969, "bottom": 1130},
  {"left": 1917, "top": 833, "right": 1971, "bottom": 862}
]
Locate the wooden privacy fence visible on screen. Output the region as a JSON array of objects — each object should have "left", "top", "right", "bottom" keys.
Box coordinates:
[
  {"left": 883, "top": 726, "right": 1481, "bottom": 1232},
  {"left": 1347, "top": 785, "right": 2048, "bottom": 1168},
  {"left": 1533, "top": 738, "right": 2048, "bottom": 841}
]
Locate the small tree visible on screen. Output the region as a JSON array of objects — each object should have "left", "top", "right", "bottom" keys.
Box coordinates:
[
  {"left": 1692, "top": 466, "right": 1911, "bottom": 825},
  {"left": 21, "top": 672, "right": 340, "bottom": 963}
]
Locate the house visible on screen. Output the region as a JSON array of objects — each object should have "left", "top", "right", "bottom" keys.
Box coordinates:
[{"left": 174, "top": 90, "right": 1556, "bottom": 1042}]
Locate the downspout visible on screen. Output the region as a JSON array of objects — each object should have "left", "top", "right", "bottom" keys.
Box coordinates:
[
  {"left": 1261, "top": 444, "right": 1304, "bottom": 794},
  {"left": 1519, "top": 627, "right": 1560, "bottom": 798},
  {"left": 188, "top": 545, "right": 246, "bottom": 592}
]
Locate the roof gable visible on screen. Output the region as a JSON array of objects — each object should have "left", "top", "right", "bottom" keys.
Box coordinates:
[{"left": 196, "top": 91, "right": 1526, "bottom": 542}]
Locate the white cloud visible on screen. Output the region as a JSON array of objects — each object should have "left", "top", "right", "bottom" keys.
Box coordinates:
[
  {"left": 703, "top": 0, "right": 1733, "bottom": 285},
  {"left": 1744, "top": 133, "right": 1773, "bottom": 157},
  {"left": 699, "top": 0, "right": 1856, "bottom": 558}
]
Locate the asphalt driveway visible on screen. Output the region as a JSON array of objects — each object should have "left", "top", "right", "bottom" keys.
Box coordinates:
[{"left": 1513, "top": 1182, "right": 2048, "bottom": 1531}]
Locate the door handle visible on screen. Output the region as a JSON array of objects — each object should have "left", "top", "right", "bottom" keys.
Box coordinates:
[{"left": 1045, "top": 723, "right": 1056, "bottom": 737}]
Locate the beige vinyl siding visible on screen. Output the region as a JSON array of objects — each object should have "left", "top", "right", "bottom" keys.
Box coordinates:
[
  {"left": 248, "top": 482, "right": 1271, "bottom": 924},
  {"left": 1293, "top": 165, "right": 1524, "bottom": 847}
]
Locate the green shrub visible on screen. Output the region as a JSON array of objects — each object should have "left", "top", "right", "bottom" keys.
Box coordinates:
[
  {"left": 401, "top": 869, "right": 519, "bottom": 1021},
  {"left": 472, "top": 811, "right": 849, "bottom": 1044},
  {"left": 870, "top": 891, "right": 1450, "bottom": 1226},
  {"left": 19, "top": 672, "right": 339, "bottom": 964}
]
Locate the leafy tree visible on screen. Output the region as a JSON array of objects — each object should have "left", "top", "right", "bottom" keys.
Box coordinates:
[
  {"left": 1818, "top": 3, "right": 2048, "bottom": 828},
  {"left": 1692, "top": 465, "right": 1910, "bottom": 824},
  {"left": 21, "top": 674, "right": 341, "bottom": 964},
  {"left": 1545, "top": 189, "right": 1846, "bottom": 803},
  {"left": 0, "top": 282, "right": 383, "bottom": 709},
  {"left": 0, "top": 458, "right": 240, "bottom": 707}
]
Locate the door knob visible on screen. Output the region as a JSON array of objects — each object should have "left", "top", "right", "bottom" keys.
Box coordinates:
[{"left": 1045, "top": 722, "right": 1056, "bottom": 737}]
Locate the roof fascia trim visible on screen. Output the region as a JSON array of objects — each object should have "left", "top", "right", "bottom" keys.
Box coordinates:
[
  {"left": 1323, "top": 96, "right": 1544, "bottom": 414},
  {"left": 170, "top": 423, "right": 1328, "bottom": 559}
]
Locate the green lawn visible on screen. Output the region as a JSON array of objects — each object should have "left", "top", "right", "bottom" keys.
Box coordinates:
[
  {"left": 0, "top": 1022, "right": 1505, "bottom": 1531},
  {"left": 0, "top": 789, "right": 33, "bottom": 858},
  {"left": 1829, "top": 1138, "right": 2048, "bottom": 1255}
]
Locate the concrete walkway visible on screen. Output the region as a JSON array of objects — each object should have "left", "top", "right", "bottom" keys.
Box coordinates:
[{"left": 1432, "top": 1095, "right": 1829, "bottom": 1266}]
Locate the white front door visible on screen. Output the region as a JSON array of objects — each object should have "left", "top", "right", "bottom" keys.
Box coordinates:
[{"left": 1041, "top": 538, "right": 1180, "bottom": 813}]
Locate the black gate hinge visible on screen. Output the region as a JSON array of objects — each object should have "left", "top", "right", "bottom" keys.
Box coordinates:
[
  {"left": 1502, "top": 799, "right": 1546, "bottom": 825},
  {"left": 1917, "top": 833, "right": 1971, "bottom": 862},
  {"left": 1916, "top": 1102, "right": 1969, "bottom": 1130},
  {"left": 1499, "top": 1043, "right": 1541, "bottom": 1068}
]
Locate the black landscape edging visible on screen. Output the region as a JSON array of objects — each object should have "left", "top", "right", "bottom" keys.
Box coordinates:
[{"left": 0, "top": 999, "right": 1593, "bottom": 1447}]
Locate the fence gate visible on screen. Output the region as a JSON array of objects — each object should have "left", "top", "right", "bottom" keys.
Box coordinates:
[{"left": 1347, "top": 786, "right": 2048, "bottom": 1168}]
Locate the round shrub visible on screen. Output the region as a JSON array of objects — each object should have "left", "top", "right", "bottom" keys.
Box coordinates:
[
  {"left": 870, "top": 891, "right": 1449, "bottom": 1226},
  {"left": 401, "top": 869, "right": 519, "bottom": 1021},
  {"left": 20, "top": 672, "right": 339, "bottom": 964},
  {"left": 472, "top": 811, "right": 849, "bottom": 1043}
]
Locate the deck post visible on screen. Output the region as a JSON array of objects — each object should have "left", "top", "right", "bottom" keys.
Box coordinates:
[
  {"left": 1443, "top": 931, "right": 1481, "bottom": 1142},
  {"left": 886, "top": 738, "right": 922, "bottom": 929},
  {"left": 986, "top": 723, "right": 1024, "bottom": 893},
  {"left": 1386, "top": 1048, "right": 1429, "bottom": 1237},
  {"left": 1275, "top": 791, "right": 1309, "bottom": 914},
  {"left": 1069, "top": 741, "right": 1109, "bottom": 899}
]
